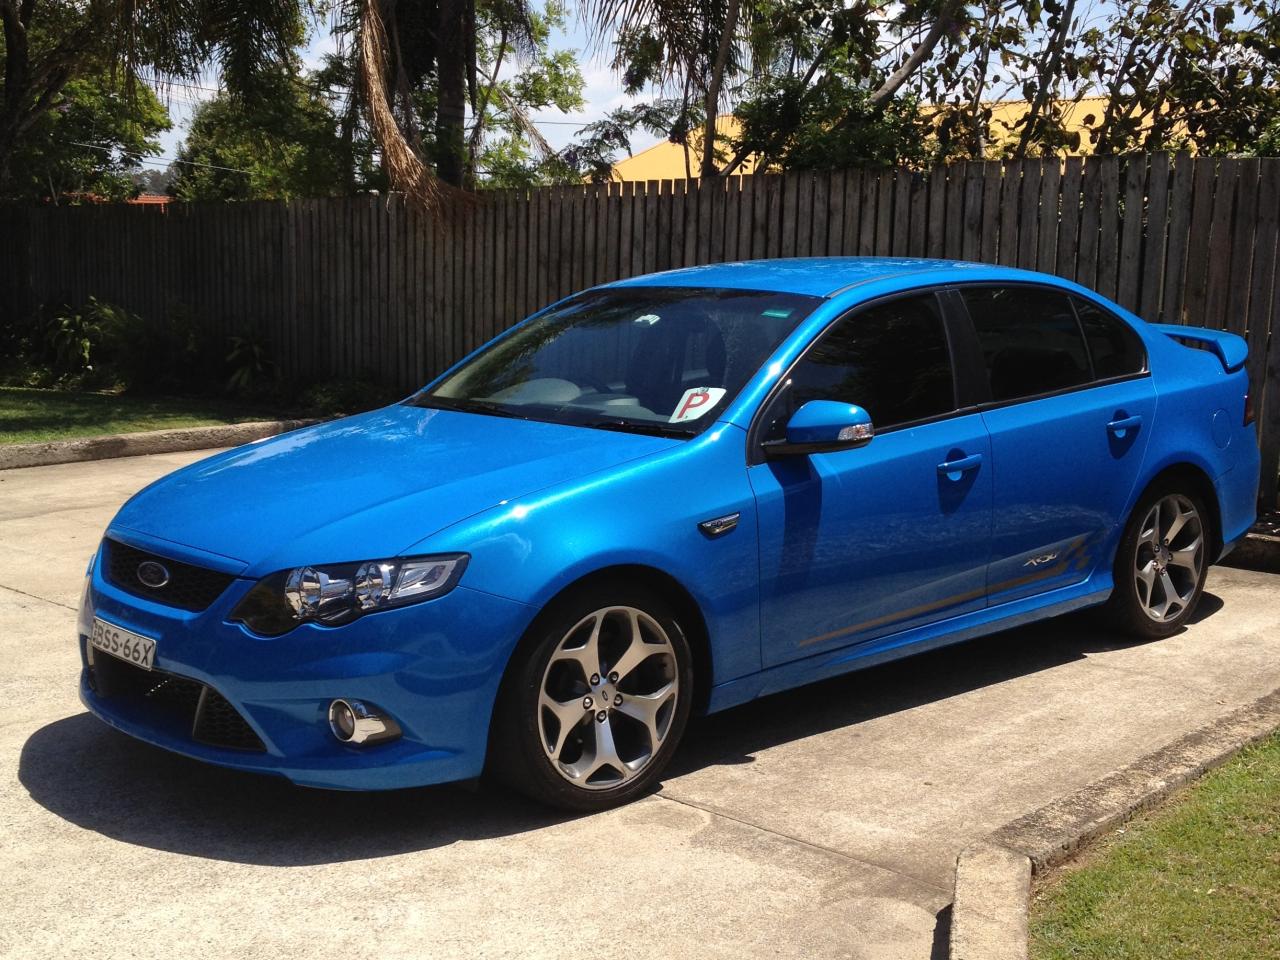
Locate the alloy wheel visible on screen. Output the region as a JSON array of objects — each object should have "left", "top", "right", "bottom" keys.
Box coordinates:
[
  {"left": 537, "top": 606, "right": 679, "bottom": 790},
  {"left": 1133, "top": 494, "right": 1204, "bottom": 623}
]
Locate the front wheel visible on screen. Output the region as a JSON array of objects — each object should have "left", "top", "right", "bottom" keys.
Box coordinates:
[
  {"left": 1102, "top": 484, "right": 1211, "bottom": 639},
  {"left": 489, "top": 585, "right": 694, "bottom": 811}
]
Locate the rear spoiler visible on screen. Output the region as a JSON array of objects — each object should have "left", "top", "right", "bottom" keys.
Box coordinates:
[{"left": 1150, "top": 324, "right": 1248, "bottom": 373}]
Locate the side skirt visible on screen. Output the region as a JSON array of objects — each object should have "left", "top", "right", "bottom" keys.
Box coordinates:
[{"left": 705, "top": 578, "right": 1113, "bottom": 714}]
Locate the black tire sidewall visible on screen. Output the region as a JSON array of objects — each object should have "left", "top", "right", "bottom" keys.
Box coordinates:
[{"left": 491, "top": 581, "right": 694, "bottom": 811}]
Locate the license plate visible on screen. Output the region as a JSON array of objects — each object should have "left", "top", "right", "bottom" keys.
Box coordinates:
[{"left": 90, "top": 617, "right": 157, "bottom": 670}]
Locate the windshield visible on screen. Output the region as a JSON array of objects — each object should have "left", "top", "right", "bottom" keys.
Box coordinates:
[{"left": 413, "top": 286, "right": 821, "bottom": 437}]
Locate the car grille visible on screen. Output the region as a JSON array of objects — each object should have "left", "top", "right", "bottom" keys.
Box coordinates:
[
  {"left": 103, "top": 538, "right": 237, "bottom": 612},
  {"left": 87, "top": 651, "right": 266, "bottom": 753}
]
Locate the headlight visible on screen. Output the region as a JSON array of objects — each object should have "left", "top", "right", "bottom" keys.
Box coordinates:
[{"left": 231, "top": 554, "right": 468, "bottom": 636}]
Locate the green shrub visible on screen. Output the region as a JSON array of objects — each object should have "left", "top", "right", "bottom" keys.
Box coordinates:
[
  {"left": 29, "top": 299, "right": 224, "bottom": 393},
  {"left": 225, "top": 330, "right": 280, "bottom": 394},
  {"left": 36, "top": 297, "right": 138, "bottom": 388}
]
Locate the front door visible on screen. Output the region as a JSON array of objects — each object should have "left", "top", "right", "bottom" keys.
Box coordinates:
[{"left": 749, "top": 291, "right": 994, "bottom": 668}]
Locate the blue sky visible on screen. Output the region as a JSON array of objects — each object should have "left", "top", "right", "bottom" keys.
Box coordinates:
[{"left": 151, "top": 14, "right": 659, "bottom": 168}]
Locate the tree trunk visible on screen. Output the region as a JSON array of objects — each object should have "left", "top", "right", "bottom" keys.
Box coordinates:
[
  {"left": 435, "top": 0, "right": 468, "bottom": 187},
  {"left": 868, "top": 1, "right": 962, "bottom": 108},
  {"left": 700, "top": 0, "right": 740, "bottom": 178},
  {"left": 1014, "top": 0, "right": 1077, "bottom": 156},
  {"left": 0, "top": 0, "right": 32, "bottom": 193}
]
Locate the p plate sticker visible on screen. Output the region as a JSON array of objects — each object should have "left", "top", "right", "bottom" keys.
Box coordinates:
[{"left": 670, "top": 387, "right": 726, "bottom": 423}]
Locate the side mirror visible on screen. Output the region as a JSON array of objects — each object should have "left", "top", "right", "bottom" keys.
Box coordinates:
[{"left": 764, "top": 400, "right": 875, "bottom": 458}]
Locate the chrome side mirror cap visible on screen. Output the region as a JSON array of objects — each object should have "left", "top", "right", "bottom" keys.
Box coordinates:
[{"left": 764, "top": 400, "right": 875, "bottom": 458}]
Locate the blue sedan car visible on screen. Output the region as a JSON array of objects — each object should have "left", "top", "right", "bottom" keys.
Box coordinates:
[{"left": 79, "top": 258, "right": 1260, "bottom": 810}]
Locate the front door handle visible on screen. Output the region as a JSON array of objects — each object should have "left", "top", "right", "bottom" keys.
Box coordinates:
[
  {"left": 1107, "top": 414, "right": 1143, "bottom": 437},
  {"left": 937, "top": 452, "right": 983, "bottom": 481}
]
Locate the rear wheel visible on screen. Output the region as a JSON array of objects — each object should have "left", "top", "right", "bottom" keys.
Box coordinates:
[
  {"left": 1103, "top": 483, "right": 1210, "bottom": 638},
  {"left": 489, "top": 584, "right": 693, "bottom": 811}
]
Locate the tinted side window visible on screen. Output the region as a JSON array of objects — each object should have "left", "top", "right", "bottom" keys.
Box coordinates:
[
  {"left": 762, "top": 293, "right": 955, "bottom": 441},
  {"left": 1073, "top": 296, "right": 1146, "bottom": 378},
  {"left": 961, "top": 286, "right": 1091, "bottom": 402}
]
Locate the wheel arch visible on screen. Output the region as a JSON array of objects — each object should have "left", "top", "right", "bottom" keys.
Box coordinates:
[
  {"left": 1132, "top": 462, "right": 1223, "bottom": 559},
  {"left": 493, "top": 563, "right": 715, "bottom": 715}
]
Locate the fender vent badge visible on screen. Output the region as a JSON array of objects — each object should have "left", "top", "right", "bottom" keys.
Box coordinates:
[{"left": 698, "top": 513, "right": 741, "bottom": 538}]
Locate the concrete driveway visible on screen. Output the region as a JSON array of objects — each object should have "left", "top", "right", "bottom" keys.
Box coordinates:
[{"left": 2, "top": 451, "right": 1278, "bottom": 960}]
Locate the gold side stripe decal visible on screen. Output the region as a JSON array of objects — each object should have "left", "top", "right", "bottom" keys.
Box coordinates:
[{"left": 795, "top": 536, "right": 1091, "bottom": 649}]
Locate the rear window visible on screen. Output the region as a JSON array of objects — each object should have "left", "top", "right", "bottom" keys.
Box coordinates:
[
  {"left": 961, "top": 286, "right": 1091, "bottom": 402},
  {"left": 1072, "top": 296, "right": 1147, "bottom": 378}
]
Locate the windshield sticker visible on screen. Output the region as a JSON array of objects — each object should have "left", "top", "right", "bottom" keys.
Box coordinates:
[
  {"left": 634, "top": 313, "right": 661, "bottom": 325},
  {"left": 761, "top": 307, "right": 794, "bottom": 318},
  {"left": 670, "top": 387, "right": 726, "bottom": 423}
]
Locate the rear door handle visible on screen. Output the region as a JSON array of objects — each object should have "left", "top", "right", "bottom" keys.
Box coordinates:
[
  {"left": 937, "top": 453, "right": 983, "bottom": 480},
  {"left": 1107, "top": 414, "right": 1143, "bottom": 436}
]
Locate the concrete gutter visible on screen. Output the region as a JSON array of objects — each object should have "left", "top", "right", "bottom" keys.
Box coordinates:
[
  {"left": 949, "top": 687, "right": 1280, "bottom": 960},
  {"left": 0, "top": 419, "right": 319, "bottom": 470}
]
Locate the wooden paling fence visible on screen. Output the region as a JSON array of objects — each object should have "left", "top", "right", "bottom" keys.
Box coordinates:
[{"left": 2, "top": 152, "right": 1278, "bottom": 505}]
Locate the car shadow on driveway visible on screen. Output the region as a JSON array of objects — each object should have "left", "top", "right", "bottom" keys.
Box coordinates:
[
  {"left": 18, "top": 593, "right": 1225, "bottom": 868},
  {"left": 670, "top": 591, "right": 1225, "bottom": 774}
]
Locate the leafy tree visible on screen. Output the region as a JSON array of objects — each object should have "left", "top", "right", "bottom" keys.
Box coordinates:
[
  {"left": 725, "top": 0, "right": 956, "bottom": 173},
  {"left": 466, "top": 2, "right": 586, "bottom": 186},
  {"left": 575, "top": 0, "right": 1280, "bottom": 175},
  {"left": 733, "top": 77, "right": 931, "bottom": 171},
  {"left": 577, "top": 0, "right": 964, "bottom": 177},
  {"left": 4, "top": 71, "right": 169, "bottom": 201},
  {"left": 169, "top": 69, "right": 377, "bottom": 200},
  {"left": 923, "top": 0, "right": 1280, "bottom": 158},
  {"left": 0, "top": 0, "right": 305, "bottom": 192}
]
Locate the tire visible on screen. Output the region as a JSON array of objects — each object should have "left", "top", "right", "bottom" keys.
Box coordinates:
[
  {"left": 1101, "top": 480, "right": 1212, "bottom": 639},
  {"left": 488, "top": 581, "right": 694, "bottom": 811}
]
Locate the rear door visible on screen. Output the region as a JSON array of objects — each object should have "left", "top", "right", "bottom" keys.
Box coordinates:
[
  {"left": 953, "top": 285, "right": 1155, "bottom": 604},
  {"left": 749, "top": 290, "right": 993, "bottom": 667}
]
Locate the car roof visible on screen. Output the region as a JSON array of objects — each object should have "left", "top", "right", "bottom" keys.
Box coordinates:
[{"left": 604, "top": 257, "right": 1050, "bottom": 299}]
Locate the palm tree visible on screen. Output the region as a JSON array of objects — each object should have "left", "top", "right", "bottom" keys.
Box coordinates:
[
  {"left": 581, "top": 0, "right": 749, "bottom": 178},
  {"left": 355, "top": 0, "right": 539, "bottom": 200}
]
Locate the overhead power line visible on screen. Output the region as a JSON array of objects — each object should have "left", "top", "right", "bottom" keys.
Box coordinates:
[
  {"left": 65, "top": 140, "right": 254, "bottom": 175},
  {"left": 138, "top": 73, "right": 596, "bottom": 129}
]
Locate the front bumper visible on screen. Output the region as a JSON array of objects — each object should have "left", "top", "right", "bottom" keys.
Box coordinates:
[{"left": 80, "top": 540, "right": 535, "bottom": 790}]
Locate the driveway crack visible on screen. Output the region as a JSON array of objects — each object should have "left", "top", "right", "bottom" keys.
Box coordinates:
[
  {"left": 0, "top": 582, "right": 76, "bottom": 611},
  {"left": 654, "top": 790, "right": 953, "bottom": 895}
]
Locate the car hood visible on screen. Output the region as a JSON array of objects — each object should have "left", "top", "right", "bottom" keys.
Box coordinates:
[{"left": 109, "top": 404, "right": 679, "bottom": 576}]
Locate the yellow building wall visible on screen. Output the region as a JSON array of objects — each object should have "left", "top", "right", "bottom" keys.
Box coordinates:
[
  {"left": 610, "top": 116, "right": 758, "bottom": 181},
  {"left": 608, "top": 97, "right": 1133, "bottom": 181}
]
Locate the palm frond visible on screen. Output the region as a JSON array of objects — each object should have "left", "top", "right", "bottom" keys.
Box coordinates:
[{"left": 358, "top": 0, "right": 461, "bottom": 217}]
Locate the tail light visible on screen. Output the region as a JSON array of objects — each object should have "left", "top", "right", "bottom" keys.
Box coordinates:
[{"left": 1244, "top": 388, "right": 1255, "bottom": 427}]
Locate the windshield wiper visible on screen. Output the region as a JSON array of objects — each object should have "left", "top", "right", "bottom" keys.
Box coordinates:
[
  {"left": 582, "top": 419, "right": 696, "bottom": 439},
  {"left": 409, "top": 396, "right": 529, "bottom": 420}
]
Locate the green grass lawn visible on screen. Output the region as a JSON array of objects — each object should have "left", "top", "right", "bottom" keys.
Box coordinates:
[
  {"left": 1031, "top": 732, "right": 1280, "bottom": 960},
  {"left": 0, "top": 387, "right": 286, "bottom": 444}
]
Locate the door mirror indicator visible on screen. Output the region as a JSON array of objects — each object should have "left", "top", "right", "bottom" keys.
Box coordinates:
[{"left": 764, "top": 401, "right": 875, "bottom": 458}]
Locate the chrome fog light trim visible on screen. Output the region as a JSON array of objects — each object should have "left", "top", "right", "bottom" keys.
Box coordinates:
[{"left": 327, "top": 699, "right": 401, "bottom": 746}]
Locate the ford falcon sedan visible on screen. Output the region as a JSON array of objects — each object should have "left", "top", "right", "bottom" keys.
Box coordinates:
[{"left": 79, "top": 258, "right": 1260, "bottom": 810}]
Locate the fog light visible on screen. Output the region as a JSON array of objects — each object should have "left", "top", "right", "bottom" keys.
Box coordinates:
[
  {"left": 327, "top": 699, "right": 400, "bottom": 746},
  {"left": 329, "top": 700, "right": 356, "bottom": 740}
]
